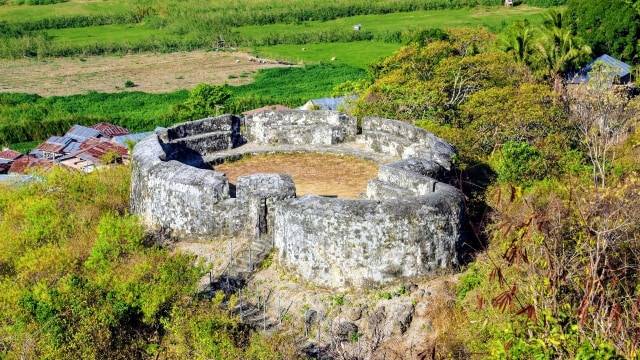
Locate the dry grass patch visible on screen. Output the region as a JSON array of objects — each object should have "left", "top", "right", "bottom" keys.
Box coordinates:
[
  {"left": 214, "top": 153, "right": 379, "bottom": 199},
  {"left": 0, "top": 51, "right": 287, "bottom": 96}
]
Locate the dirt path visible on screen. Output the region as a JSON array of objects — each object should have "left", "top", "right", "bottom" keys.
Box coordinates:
[{"left": 0, "top": 51, "right": 289, "bottom": 96}]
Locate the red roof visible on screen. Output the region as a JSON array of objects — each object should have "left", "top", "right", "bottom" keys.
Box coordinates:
[
  {"left": 242, "top": 105, "right": 290, "bottom": 116},
  {"left": 35, "top": 142, "right": 66, "bottom": 153},
  {"left": 8, "top": 156, "right": 52, "bottom": 174},
  {"left": 68, "top": 140, "right": 128, "bottom": 164},
  {"left": 0, "top": 149, "right": 23, "bottom": 161},
  {"left": 91, "top": 122, "right": 130, "bottom": 138}
]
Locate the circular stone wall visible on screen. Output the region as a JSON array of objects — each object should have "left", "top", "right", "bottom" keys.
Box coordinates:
[{"left": 131, "top": 110, "right": 465, "bottom": 289}]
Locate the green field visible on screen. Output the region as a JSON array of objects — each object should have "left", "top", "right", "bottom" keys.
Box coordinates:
[{"left": 0, "top": 0, "right": 551, "bottom": 61}]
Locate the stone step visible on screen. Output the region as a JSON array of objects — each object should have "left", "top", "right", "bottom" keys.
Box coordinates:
[
  {"left": 252, "top": 239, "right": 273, "bottom": 252},
  {"left": 366, "top": 179, "right": 415, "bottom": 200}
]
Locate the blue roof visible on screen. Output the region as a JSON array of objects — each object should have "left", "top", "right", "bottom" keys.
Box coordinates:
[
  {"left": 46, "top": 136, "right": 74, "bottom": 145},
  {"left": 568, "top": 54, "right": 632, "bottom": 84},
  {"left": 63, "top": 142, "right": 82, "bottom": 153},
  {"left": 299, "top": 96, "right": 357, "bottom": 111},
  {"left": 65, "top": 125, "right": 101, "bottom": 142},
  {"left": 0, "top": 174, "right": 34, "bottom": 186},
  {"left": 111, "top": 132, "right": 152, "bottom": 147}
]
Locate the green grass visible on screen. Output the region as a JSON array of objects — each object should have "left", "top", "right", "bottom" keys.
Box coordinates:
[
  {"left": 9, "top": 140, "right": 40, "bottom": 153},
  {"left": 0, "top": 1, "right": 131, "bottom": 22},
  {"left": 47, "top": 23, "right": 173, "bottom": 46},
  {"left": 236, "top": 6, "right": 548, "bottom": 41},
  {"left": 253, "top": 41, "right": 403, "bottom": 68}
]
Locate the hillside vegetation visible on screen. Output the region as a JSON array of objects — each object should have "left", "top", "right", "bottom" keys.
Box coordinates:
[
  {"left": 344, "top": 10, "right": 640, "bottom": 357},
  {"left": 0, "top": 166, "right": 300, "bottom": 359}
]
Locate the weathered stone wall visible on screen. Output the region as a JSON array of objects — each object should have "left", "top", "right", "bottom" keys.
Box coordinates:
[
  {"left": 362, "top": 117, "right": 456, "bottom": 170},
  {"left": 131, "top": 134, "right": 248, "bottom": 239},
  {"left": 131, "top": 112, "right": 465, "bottom": 289},
  {"left": 274, "top": 186, "right": 464, "bottom": 288},
  {"left": 158, "top": 115, "right": 244, "bottom": 162},
  {"left": 245, "top": 110, "right": 357, "bottom": 145}
]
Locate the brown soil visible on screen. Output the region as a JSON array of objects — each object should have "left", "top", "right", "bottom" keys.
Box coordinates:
[
  {"left": 0, "top": 51, "right": 288, "bottom": 96},
  {"left": 214, "top": 153, "right": 379, "bottom": 199}
]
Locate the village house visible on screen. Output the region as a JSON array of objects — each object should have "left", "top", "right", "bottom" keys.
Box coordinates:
[{"left": 0, "top": 148, "right": 23, "bottom": 174}]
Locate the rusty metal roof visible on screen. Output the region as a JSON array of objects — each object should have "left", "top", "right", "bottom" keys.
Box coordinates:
[
  {"left": 0, "top": 149, "right": 23, "bottom": 161},
  {"left": 63, "top": 140, "right": 128, "bottom": 164},
  {"left": 8, "top": 156, "right": 52, "bottom": 174},
  {"left": 35, "top": 136, "right": 74, "bottom": 153},
  {"left": 91, "top": 122, "right": 130, "bottom": 138}
]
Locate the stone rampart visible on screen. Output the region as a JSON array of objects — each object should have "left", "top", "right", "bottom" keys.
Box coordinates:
[
  {"left": 131, "top": 111, "right": 465, "bottom": 289},
  {"left": 362, "top": 116, "right": 456, "bottom": 170},
  {"left": 245, "top": 110, "right": 357, "bottom": 145}
]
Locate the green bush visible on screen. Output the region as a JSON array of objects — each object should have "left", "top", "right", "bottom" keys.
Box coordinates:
[{"left": 491, "top": 141, "right": 546, "bottom": 187}]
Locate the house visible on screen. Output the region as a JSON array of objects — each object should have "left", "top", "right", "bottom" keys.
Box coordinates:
[
  {"left": 567, "top": 54, "right": 632, "bottom": 85},
  {"left": 91, "top": 122, "right": 130, "bottom": 139},
  {"left": 33, "top": 136, "right": 75, "bottom": 160},
  {"left": 0, "top": 148, "right": 23, "bottom": 175},
  {"left": 8, "top": 155, "right": 52, "bottom": 174},
  {"left": 64, "top": 125, "right": 102, "bottom": 143},
  {"left": 298, "top": 96, "right": 355, "bottom": 111},
  {"left": 111, "top": 132, "right": 152, "bottom": 148},
  {"left": 58, "top": 138, "right": 129, "bottom": 172},
  {"left": 242, "top": 105, "right": 290, "bottom": 117}
]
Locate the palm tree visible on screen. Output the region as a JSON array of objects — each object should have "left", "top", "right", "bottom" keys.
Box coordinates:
[
  {"left": 534, "top": 10, "right": 591, "bottom": 93},
  {"left": 500, "top": 20, "right": 536, "bottom": 66}
]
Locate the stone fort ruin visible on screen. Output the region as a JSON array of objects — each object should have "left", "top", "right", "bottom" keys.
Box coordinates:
[{"left": 131, "top": 110, "right": 464, "bottom": 289}]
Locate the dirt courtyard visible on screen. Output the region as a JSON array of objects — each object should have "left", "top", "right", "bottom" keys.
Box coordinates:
[
  {"left": 214, "top": 153, "right": 379, "bottom": 199},
  {"left": 0, "top": 51, "right": 289, "bottom": 96}
]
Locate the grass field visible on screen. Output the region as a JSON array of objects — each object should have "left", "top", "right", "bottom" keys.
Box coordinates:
[
  {"left": 237, "top": 6, "right": 547, "bottom": 40},
  {"left": 254, "top": 41, "right": 403, "bottom": 68}
]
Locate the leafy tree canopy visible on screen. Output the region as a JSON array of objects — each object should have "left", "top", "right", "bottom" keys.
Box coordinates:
[{"left": 565, "top": 0, "right": 640, "bottom": 62}]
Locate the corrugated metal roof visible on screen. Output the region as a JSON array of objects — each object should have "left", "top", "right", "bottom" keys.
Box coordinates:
[
  {"left": 91, "top": 122, "right": 130, "bottom": 138},
  {"left": 63, "top": 141, "right": 128, "bottom": 165},
  {"left": 0, "top": 149, "right": 23, "bottom": 161},
  {"left": 242, "top": 105, "right": 290, "bottom": 116},
  {"left": 0, "top": 174, "right": 32, "bottom": 185},
  {"left": 9, "top": 156, "right": 52, "bottom": 174},
  {"left": 35, "top": 136, "right": 74, "bottom": 153},
  {"left": 65, "top": 125, "right": 101, "bottom": 142},
  {"left": 111, "top": 132, "right": 152, "bottom": 147},
  {"left": 567, "top": 54, "right": 632, "bottom": 84},
  {"left": 297, "top": 96, "right": 356, "bottom": 111},
  {"left": 62, "top": 142, "right": 82, "bottom": 154}
]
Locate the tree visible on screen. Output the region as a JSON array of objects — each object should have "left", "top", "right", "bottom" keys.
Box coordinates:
[
  {"left": 533, "top": 15, "right": 591, "bottom": 93},
  {"left": 499, "top": 20, "right": 537, "bottom": 67},
  {"left": 565, "top": 63, "right": 640, "bottom": 187},
  {"left": 565, "top": 0, "right": 640, "bottom": 62},
  {"left": 173, "top": 83, "right": 232, "bottom": 121}
]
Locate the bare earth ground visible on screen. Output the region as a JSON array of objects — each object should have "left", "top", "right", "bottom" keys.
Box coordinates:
[
  {"left": 0, "top": 51, "right": 288, "bottom": 96},
  {"left": 214, "top": 153, "right": 380, "bottom": 199}
]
